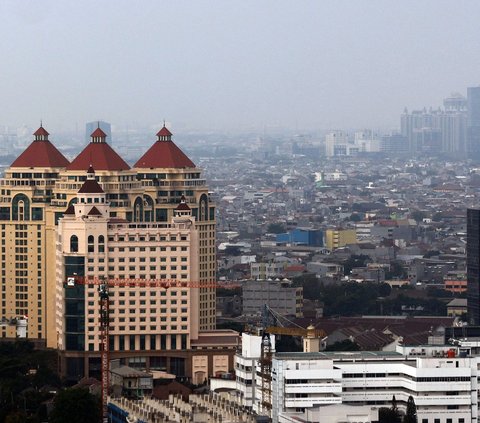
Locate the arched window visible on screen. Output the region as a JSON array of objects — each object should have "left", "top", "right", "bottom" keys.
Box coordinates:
[
  {"left": 98, "top": 235, "right": 105, "bottom": 253},
  {"left": 12, "top": 194, "right": 30, "bottom": 221},
  {"left": 199, "top": 194, "right": 208, "bottom": 222},
  {"left": 144, "top": 195, "right": 154, "bottom": 222},
  {"left": 134, "top": 197, "right": 144, "bottom": 222},
  {"left": 70, "top": 235, "right": 79, "bottom": 253},
  {"left": 88, "top": 235, "right": 94, "bottom": 253}
]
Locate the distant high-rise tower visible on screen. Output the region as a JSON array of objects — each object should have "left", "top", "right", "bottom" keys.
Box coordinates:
[
  {"left": 467, "top": 208, "right": 480, "bottom": 325},
  {"left": 85, "top": 121, "right": 112, "bottom": 144},
  {"left": 467, "top": 87, "right": 480, "bottom": 158},
  {"left": 401, "top": 93, "right": 467, "bottom": 155},
  {"left": 325, "top": 131, "right": 349, "bottom": 157}
]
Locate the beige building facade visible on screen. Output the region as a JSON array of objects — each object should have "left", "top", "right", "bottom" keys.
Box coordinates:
[{"left": 1, "top": 125, "right": 233, "bottom": 382}]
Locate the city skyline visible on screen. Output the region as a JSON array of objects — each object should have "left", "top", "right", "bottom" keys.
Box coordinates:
[{"left": 1, "top": 1, "right": 480, "bottom": 132}]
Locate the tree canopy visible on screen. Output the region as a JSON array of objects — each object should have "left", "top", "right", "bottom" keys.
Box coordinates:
[
  {"left": 0, "top": 341, "right": 60, "bottom": 423},
  {"left": 50, "top": 388, "right": 101, "bottom": 423}
]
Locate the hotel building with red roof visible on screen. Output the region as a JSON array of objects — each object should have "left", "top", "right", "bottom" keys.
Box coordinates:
[{"left": 0, "top": 124, "right": 230, "bottom": 382}]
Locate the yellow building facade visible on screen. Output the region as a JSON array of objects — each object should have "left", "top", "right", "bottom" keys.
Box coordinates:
[{"left": 325, "top": 228, "right": 357, "bottom": 251}]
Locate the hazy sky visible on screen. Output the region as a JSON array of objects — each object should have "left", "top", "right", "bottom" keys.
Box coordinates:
[{"left": 1, "top": 0, "right": 479, "bottom": 132}]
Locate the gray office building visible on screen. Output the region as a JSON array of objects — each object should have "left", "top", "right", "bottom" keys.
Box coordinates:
[
  {"left": 242, "top": 280, "right": 303, "bottom": 318},
  {"left": 467, "top": 87, "right": 480, "bottom": 158}
]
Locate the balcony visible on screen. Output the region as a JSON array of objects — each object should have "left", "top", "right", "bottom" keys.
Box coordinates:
[
  {"left": 284, "top": 396, "right": 342, "bottom": 408},
  {"left": 285, "top": 383, "right": 342, "bottom": 395}
]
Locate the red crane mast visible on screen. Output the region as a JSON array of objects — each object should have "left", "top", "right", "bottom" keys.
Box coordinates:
[{"left": 65, "top": 276, "right": 218, "bottom": 422}]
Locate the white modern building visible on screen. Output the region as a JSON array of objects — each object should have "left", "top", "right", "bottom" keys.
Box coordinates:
[
  {"left": 325, "top": 131, "right": 350, "bottom": 157},
  {"left": 212, "top": 333, "right": 479, "bottom": 423},
  {"left": 250, "top": 262, "right": 286, "bottom": 279},
  {"left": 234, "top": 332, "right": 276, "bottom": 409},
  {"left": 271, "top": 351, "right": 477, "bottom": 423}
]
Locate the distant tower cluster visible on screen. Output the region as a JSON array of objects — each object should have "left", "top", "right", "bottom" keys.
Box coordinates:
[
  {"left": 401, "top": 93, "right": 467, "bottom": 155},
  {"left": 85, "top": 121, "right": 112, "bottom": 144}
]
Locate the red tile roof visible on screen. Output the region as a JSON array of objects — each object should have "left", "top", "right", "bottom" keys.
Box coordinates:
[
  {"left": 134, "top": 139, "right": 195, "bottom": 169},
  {"left": 34, "top": 126, "right": 49, "bottom": 136},
  {"left": 78, "top": 179, "right": 104, "bottom": 194},
  {"left": 91, "top": 127, "right": 107, "bottom": 138},
  {"left": 87, "top": 206, "right": 102, "bottom": 216},
  {"left": 176, "top": 202, "right": 191, "bottom": 211},
  {"left": 67, "top": 142, "right": 130, "bottom": 171},
  {"left": 10, "top": 133, "right": 70, "bottom": 168},
  {"left": 64, "top": 205, "right": 75, "bottom": 215},
  {"left": 176, "top": 195, "right": 191, "bottom": 210},
  {"left": 157, "top": 126, "right": 172, "bottom": 137}
]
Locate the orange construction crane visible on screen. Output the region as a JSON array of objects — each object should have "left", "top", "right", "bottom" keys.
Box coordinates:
[
  {"left": 258, "top": 305, "right": 327, "bottom": 417},
  {"left": 64, "top": 275, "right": 218, "bottom": 422},
  {"left": 66, "top": 276, "right": 219, "bottom": 289},
  {"left": 98, "top": 283, "right": 109, "bottom": 423},
  {"left": 265, "top": 325, "right": 327, "bottom": 339}
]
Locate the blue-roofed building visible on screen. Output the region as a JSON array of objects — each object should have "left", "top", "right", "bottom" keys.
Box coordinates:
[{"left": 276, "top": 228, "right": 323, "bottom": 246}]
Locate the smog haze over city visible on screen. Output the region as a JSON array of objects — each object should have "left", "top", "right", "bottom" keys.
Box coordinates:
[
  {"left": 5, "top": 2, "right": 480, "bottom": 423},
  {"left": 1, "top": 0, "right": 480, "bottom": 132}
]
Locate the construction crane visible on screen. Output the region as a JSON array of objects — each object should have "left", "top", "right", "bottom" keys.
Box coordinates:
[
  {"left": 66, "top": 276, "right": 219, "bottom": 289},
  {"left": 65, "top": 275, "right": 219, "bottom": 423},
  {"left": 98, "top": 282, "right": 109, "bottom": 423},
  {"left": 258, "top": 305, "right": 327, "bottom": 417}
]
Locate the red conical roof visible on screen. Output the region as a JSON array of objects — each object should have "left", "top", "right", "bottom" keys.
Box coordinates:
[
  {"left": 176, "top": 195, "right": 191, "bottom": 211},
  {"left": 87, "top": 206, "right": 102, "bottom": 216},
  {"left": 78, "top": 179, "right": 104, "bottom": 193},
  {"left": 11, "top": 127, "right": 70, "bottom": 168},
  {"left": 157, "top": 126, "right": 172, "bottom": 137},
  {"left": 67, "top": 143, "right": 130, "bottom": 171},
  {"left": 34, "top": 126, "right": 49, "bottom": 137},
  {"left": 134, "top": 128, "right": 195, "bottom": 169},
  {"left": 64, "top": 205, "right": 75, "bottom": 215},
  {"left": 91, "top": 127, "right": 107, "bottom": 138}
]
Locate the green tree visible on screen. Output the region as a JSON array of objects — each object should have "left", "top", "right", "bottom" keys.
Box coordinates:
[
  {"left": 404, "top": 395, "right": 417, "bottom": 423},
  {"left": 349, "top": 213, "right": 362, "bottom": 222},
  {"left": 293, "top": 273, "right": 321, "bottom": 300},
  {"left": 410, "top": 210, "right": 426, "bottom": 223},
  {"left": 0, "top": 341, "right": 59, "bottom": 422},
  {"left": 50, "top": 388, "right": 101, "bottom": 423},
  {"left": 378, "top": 283, "right": 392, "bottom": 297},
  {"left": 267, "top": 222, "right": 286, "bottom": 234},
  {"left": 343, "top": 254, "right": 371, "bottom": 276},
  {"left": 379, "top": 395, "right": 401, "bottom": 423},
  {"left": 385, "top": 261, "right": 407, "bottom": 279},
  {"left": 5, "top": 411, "right": 28, "bottom": 423},
  {"left": 423, "top": 250, "right": 440, "bottom": 259}
]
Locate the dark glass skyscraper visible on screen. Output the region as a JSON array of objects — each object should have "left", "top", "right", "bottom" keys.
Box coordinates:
[
  {"left": 467, "top": 208, "right": 480, "bottom": 324},
  {"left": 467, "top": 87, "right": 480, "bottom": 158}
]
